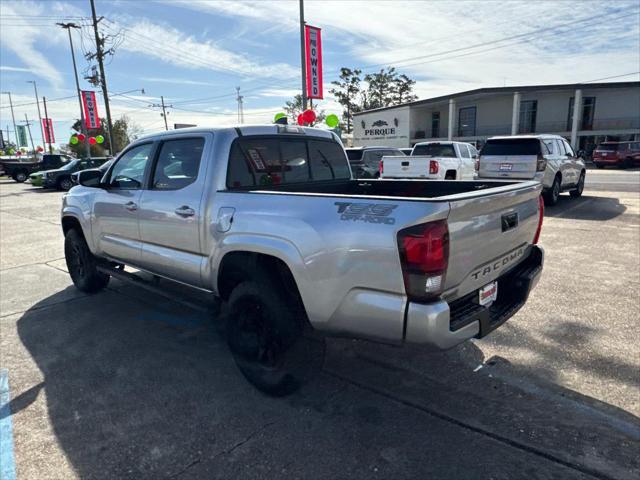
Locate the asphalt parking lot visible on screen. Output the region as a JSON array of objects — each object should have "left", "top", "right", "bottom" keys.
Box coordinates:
[{"left": 1, "top": 168, "right": 639, "bottom": 480}]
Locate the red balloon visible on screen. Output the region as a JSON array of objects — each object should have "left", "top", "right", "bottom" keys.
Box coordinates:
[
  {"left": 77, "top": 133, "right": 86, "bottom": 142},
  {"left": 36, "top": 146, "right": 44, "bottom": 152},
  {"left": 16, "top": 151, "right": 22, "bottom": 156},
  {"left": 297, "top": 113, "right": 305, "bottom": 126},
  {"left": 302, "top": 109, "right": 316, "bottom": 124},
  {"left": 89, "top": 137, "right": 97, "bottom": 145}
]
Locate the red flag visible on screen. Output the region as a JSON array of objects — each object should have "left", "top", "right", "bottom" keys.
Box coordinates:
[
  {"left": 305, "top": 25, "right": 323, "bottom": 100},
  {"left": 81, "top": 91, "right": 101, "bottom": 129},
  {"left": 42, "top": 118, "right": 55, "bottom": 143}
]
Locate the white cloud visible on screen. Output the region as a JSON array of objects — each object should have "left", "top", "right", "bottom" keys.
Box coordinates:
[
  {"left": 0, "top": 66, "right": 34, "bottom": 73},
  {"left": 259, "top": 88, "right": 300, "bottom": 98},
  {"left": 140, "top": 77, "right": 220, "bottom": 87}
]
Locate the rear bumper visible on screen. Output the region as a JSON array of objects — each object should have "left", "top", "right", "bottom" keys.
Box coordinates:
[{"left": 404, "top": 245, "right": 544, "bottom": 349}]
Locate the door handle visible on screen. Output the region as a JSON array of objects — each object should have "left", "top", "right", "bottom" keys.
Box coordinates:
[
  {"left": 124, "top": 201, "right": 138, "bottom": 212},
  {"left": 175, "top": 205, "right": 195, "bottom": 217}
]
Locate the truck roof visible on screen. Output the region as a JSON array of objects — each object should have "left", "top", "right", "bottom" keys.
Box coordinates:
[
  {"left": 488, "top": 134, "right": 564, "bottom": 141},
  {"left": 138, "top": 124, "right": 337, "bottom": 141}
]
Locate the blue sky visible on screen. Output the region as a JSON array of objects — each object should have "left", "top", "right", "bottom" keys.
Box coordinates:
[{"left": 1, "top": 0, "right": 639, "bottom": 149}]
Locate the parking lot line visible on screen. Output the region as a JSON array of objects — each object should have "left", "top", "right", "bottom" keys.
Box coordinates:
[{"left": 0, "top": 369, "right": 16, "bottom": 480}]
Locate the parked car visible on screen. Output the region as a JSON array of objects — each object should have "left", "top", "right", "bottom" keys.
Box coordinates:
[
  {"left": 477, "top": 134, "right": 585, "bottom": 206},
  {"left": 63, "top": 125, "right": 544, "bottom": 395},
  {"left": 345, "top": 146, "right": 405, "bottom": 178},
  {"left": 380, "top": 141, "right": 477, "bottom": 180},
  {"left": 33, "top": 157, "right": 110, "bottom": 190},
  {"left": 0, "top": 154, "right": 72, "bottom": 183},
  {"left": 592, "top": 141, "right": 640, "bottom": 169},
  {"left": 399, "top": 148, "right": 413, "bottom": 156},
  {"left": 70, "top": 158, "right": 114, "bottom": 186}
]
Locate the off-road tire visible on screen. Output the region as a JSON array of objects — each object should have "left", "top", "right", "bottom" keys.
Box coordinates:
[
  {"left": 64, "top": 228, "right": 110, "bottom": 293},
  {"left": 226, "top": 278, "right": 324, "bottom": 396}
]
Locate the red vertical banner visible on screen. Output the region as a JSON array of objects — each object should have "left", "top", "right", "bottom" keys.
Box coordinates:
[
  {"left": 81, "top": 91, "right": 101, "bottom": 129},
  {"left": 305, "top": 25, "right": 323, "bottom": 100},
  {"left": 42, "top": 118, "right": 55, "bottom": 143}
]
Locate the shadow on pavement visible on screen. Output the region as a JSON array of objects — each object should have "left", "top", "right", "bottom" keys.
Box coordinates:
[
  {"left": 14, "top": 286, "right": 640, "bottom": 479},
  {"left": 545, "top": 194, "right": 627, "bottom": 221}
]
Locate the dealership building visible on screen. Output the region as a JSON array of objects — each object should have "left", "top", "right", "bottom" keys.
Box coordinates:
[{"left": 352, "top": 81, "right": 640, "bottom": 152}]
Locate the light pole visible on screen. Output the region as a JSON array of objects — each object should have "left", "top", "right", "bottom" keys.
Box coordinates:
[
  {"left": 1, "top": 92, "right": 19, "bottom": 146},
  {"left": 58, "top": 22, "right": 91, "bottom": 158},
  {"left": 26, "top": 81, "right": 44, "bottom": 148}
]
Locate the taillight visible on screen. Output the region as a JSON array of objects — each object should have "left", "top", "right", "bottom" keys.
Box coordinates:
[
  {"left": 533, "top": 195, "right": 544, "bottom": 244},
  {"left": 379, "top": 160, "right": 383, "bottom": 175},
  {"left": 536, "top": 154, "right": 547, "bottom": 172},
  {"left": 398, "top": 220, "right": 449, "bottom": 301},
  {"left": 429, "top": 160, "right": 439, "bottom": 175}
]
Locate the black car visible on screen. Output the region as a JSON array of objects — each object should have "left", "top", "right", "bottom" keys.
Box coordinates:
[
  {"left": 345, "top": 146, "right": 404, "bottom": 178},
  {"left": 70, "top": 158, "right": 114, "bottom": 187},
  {"left": 1, "top": 154, "right": 71, "bottom": 183},
  {"left": 40, "top": 158, "right": 110, "bottom": 190}
]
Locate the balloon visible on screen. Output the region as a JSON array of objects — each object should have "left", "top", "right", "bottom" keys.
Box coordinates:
[
  {"left": 326, "top": 114, "right": 340, "bottom": 128},
  {"left": 8, "top": 149, "right": 15, "bottom": 155},
  {"left": 302, "top": 109, "right": 316, "bottom": 124},
  {"left": 16, "top": 151, "right": 22, "bottom": 156},
  {"left": 36, "top": 146, "right": 44, "bottom": 152},
  {"left": 95, "top": 135, "right": 104, "bottom": 144},
  {"left": 77, "top": 133, "right": 86, "bottom": 142},
  {"left": 89, "top": 137, "right": 97, "bottom": 145},
  {"left": 297, "top": 113, "right": 305, "bottom": 126},
  {"left": 274, "top": 112, "right": 286, "bottom": 122},
  {"left": 70, "top": 136, "right": 79, "bottom": 145}
]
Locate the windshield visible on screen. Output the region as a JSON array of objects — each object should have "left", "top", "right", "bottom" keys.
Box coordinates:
[
  {"left": 481, "top": 139, "right": 541, "bottom": 156},
  {"left": 60, "top": 160, "right": 80, "bottom": 170},
  {"left": 596, "top": 143, "right": 619, "bottom": 151},
  {"left": 412, "top": 144, "right": 456, "bottom": 157}
]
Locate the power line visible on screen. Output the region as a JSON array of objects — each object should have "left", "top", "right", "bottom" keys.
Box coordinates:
[{"left": 581, "top": 72, "right": 640, "bottom": 83}]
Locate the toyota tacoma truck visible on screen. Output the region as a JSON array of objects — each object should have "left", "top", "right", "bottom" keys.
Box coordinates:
[{"left": 62, "top": 125, "right": 544, "bottom": 395}]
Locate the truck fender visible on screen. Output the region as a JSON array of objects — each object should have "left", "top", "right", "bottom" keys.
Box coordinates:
[{"left": 61, "top": 206, "right": 96, "bottom": 253}]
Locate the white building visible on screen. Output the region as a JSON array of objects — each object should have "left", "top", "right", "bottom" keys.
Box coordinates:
[{"left": 352, "top": 81, "right": 640, "bottom": 153}]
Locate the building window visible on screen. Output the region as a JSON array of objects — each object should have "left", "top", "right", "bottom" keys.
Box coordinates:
[
  {"left": 458, "top": 107, "right": 476, "bottom": 137},
  {"left": 431, "top": 112, "right": 440, "bottom": 138},
  {"left": 567, "top": 96, "right": 596, "bottom": 131},
  {"left": 519, "top": 100, "right": 537, "bottom": 134}
]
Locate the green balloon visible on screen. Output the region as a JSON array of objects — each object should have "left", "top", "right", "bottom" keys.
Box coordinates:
[
  {"left": 326, "top": 114, "right": 340, "bottom": 128},
  {"left": 96, "top": 135, "right": 105, "bottom": 144},
  {"left": 8, "top": 149, "right": 15, "bottom": 155},
  {"left": 70, "top": 136, "right": 79, "bottom": 145},
  {"left": 274, "top": 112, "right": 286, "bottom": 122}
]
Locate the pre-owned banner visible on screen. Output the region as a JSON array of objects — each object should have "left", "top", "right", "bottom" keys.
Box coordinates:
[
  {"left": 305, "top": 25, "right": 323, "bottom": 99},
  {"left": 17, "top": 125, "right": 28, "bottom": 147},
  {"left": 42, "top": 118, "right": 55, "bottom": 144},
  {"left": 81, "top": 90, "right": 101, "bottom": 129}
]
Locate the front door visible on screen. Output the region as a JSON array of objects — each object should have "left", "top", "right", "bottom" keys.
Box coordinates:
[
  {"left": 138, "top": 136, "right": 207, "bottom": 286},
  {"left": 92, "top": 143, "right": 155, "bottom": 265}
]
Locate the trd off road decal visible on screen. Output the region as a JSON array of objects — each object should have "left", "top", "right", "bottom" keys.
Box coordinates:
[{"left": 334, "top": 202, "right": 397, "bottom": 224}]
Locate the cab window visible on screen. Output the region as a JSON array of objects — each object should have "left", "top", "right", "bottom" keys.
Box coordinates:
[
  {"left": 151, "top": 138, "right": 204, "bottom": 190},
  {"left": 107, "top": 143, "right": 154, "bottom": 190}
]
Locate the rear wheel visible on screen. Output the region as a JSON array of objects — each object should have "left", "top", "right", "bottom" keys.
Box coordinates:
[
  {"left": 226, "top": 279, "right": 324, "bottom": 396},
  {"left": 570, "top": 171, "right": 585, "bottom": 198},
  {"left": 595, "top": 162, "right": 605, "bottom": 169},
  {"left": 58, "top": 177, "right": 73, "bottom": 191},
  {"left": 12, "top": 170, "right": 28, "bottom": 182},
  {"left": 543, "top": 175, "right": 561, "bottom": 206},
  {"left": 64, "top": 229, "right": 110, "bottom": 293}
]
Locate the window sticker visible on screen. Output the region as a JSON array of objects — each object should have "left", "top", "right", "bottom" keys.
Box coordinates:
[{"left": 246, "top": 148, "right": 266, "bottom": 171}]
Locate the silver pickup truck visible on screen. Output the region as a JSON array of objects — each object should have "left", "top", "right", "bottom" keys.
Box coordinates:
[{"left": 62, "top": 125, "right": 544, "bottom": 395}]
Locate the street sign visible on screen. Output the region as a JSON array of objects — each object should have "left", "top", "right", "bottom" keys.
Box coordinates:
[
  {"left": 304, "top": 25, "right": 323, "bottom": 99},
  {"left": 81, "top": 91, "right": 101, "bottom": 129},
  {"left": 17, "top": 125, "right": 28, "bottom": 148}
]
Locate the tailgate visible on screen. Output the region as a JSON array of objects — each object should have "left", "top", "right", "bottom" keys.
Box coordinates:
[
  {"left": 382, "top": 155, "right": 433, "bottom": 179},
  {"left": 478, "top": 154, "right": 537, "bottom": 179},
  {"left": 444, "top": 181, "right": 541, "bottom": 300}
]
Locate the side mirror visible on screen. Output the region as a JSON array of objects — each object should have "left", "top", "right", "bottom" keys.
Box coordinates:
[{"left": 76, "top": 169, "right": 104, "bottom": 187}]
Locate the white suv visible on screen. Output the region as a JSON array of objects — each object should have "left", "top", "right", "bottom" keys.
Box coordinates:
[{"left": 477, "top": 134, "right": 586, "bottom": 205}]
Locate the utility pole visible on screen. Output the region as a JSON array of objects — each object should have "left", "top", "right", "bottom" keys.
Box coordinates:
[
  {"left": 236, "top": 87, "right": 244, "bottom": 124},
  {"left": 299, "top": 0, "right": 307, "bottom": 111},
  {"left": 23, "top": 114, "right": 36, "bottom": 153},
  {"left": 42, "top": 96, "right": 53, "bottom": 153},
  {"left": 152, "top": 96, "right": 172, "bottom": 130},
  {"left": 89, "top": 0, "right": 114, "bottom": 152},
  {"left": 58, "top": 22, "right": 91, "bottom": 159},
  {"left": 27, "top": 81, "right": 44, "bottom": 148},
  {"left": 1, "top": 92, "right": 19, "bottom": 146}
]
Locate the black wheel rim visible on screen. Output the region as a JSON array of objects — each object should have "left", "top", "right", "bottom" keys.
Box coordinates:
[
  {"left": 61, "top": 179, "right": 72, "bottom": 190},
  {"left": 69, "top": 244, "right": 86, "bottom": 279},
  {"left": 231, "top": 298, "right": 281, "bottom": 367}
]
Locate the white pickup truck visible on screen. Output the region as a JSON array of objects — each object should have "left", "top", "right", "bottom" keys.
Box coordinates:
[{"left": 380, "top": 141, "right": 478, "bottom": 180}]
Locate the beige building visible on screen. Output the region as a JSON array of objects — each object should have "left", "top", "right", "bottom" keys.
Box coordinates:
[{"left": 352, "top": 81, "right": 640, "bottom": 154}]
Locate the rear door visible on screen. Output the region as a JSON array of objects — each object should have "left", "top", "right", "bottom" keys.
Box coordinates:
[
  {"left": 456, "top": 143, "right": 475, "bottom": 180},
  {"left": 559, "top": 139, "right": 578, "bottom": 185},
  {"left": 478, "top": 138, "right": 540, "bottom": 179},
  {"left": 138, "top": 135, "right": 209, "bottom": 286}
]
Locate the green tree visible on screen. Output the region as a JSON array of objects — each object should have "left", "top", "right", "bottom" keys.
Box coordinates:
[
  {"left": 68, "top": 115, "right": 141, "bottom": 157},
  {"left": 329, "top": 68, "right": 362, "bottom": 133},
  {"left": 283, "top": 94, "right": 326, "bottom": 126},
  {"left": 393, "top": 74, "right": 418, "bottom": 105},
  {"left": 364, "top": 67, "right": 398, "bottom": 109}
]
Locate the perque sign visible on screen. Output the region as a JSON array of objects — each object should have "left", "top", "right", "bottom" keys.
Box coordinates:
[
  {"left": 81, "top": 91, "right": 101, "bottom": 130},
  {"left": 305, "top": 25, "right": 323, "bottom": 99}
]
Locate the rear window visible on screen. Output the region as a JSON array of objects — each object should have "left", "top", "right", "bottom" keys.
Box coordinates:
[
  {"left": 596, "top": 143, "right": 619, "bottom": 151},
  {"left": 481, "top": 139, "right": 542, "bottom": 156},
  {"left": 412, "top": 144, "right": 456, "bottom": 157},
  {"left": 345, "top": 149, "right": 363, "bottom": 161},
  {"left": 226, "top": 137, "right": 350, "bottom": 189}
]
